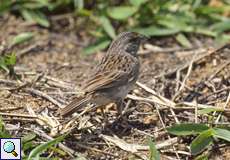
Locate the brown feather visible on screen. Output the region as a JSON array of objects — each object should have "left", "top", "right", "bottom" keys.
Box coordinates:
[{"left": 60, "top": 95, "right": 91, "bottom": 116}]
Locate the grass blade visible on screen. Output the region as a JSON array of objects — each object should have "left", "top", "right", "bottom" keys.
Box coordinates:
[
  {"left": 83, "top": 38, "right": 111, "bottom": 55},
  {"left": 148, "top": 138, "right": 160, "bottom": 160},
  {"left": 190, "top": 129, "right": 213, "bottom": 155},
  {"left": 213, "top": 128, "right": 230, "bottom": 142},
  {"left": 99, "top": 16, "right": 116, "bottom": 39},
  {"left": 11, "top": 32, "right": 34, "bottom": 46},
  {"left": 167, "top": 123, "right": 209, "bottom": 136},
  {"left": 107, "top": 6, "right": 138, "bottom": 20},
  {"left": 28, "top": 134, "right": 66, "bottom": 159},
  {"left": 175, "top": 33, "right": 192, "bottom": 48}
]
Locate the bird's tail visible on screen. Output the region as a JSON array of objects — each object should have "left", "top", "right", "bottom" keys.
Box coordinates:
[{"left": 60, "top": 96, "right": 91, "bottom": 116}]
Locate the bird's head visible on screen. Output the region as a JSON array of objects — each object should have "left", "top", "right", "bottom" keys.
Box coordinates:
[{"left": 108, "top": 31, "right": 148, "bottom": 56}]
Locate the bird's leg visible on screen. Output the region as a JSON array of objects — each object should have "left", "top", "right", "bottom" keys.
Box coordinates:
[
  {"left": 101, "top": 107, "right": 108, "bottom": 124},
  {"left": 116, "top": 99, "right": 132, "bottom": 128},
  {"left": 116, "top": 99, "right": 125, "bottom": 117}
]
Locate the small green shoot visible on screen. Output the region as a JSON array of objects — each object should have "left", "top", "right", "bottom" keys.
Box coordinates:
[{"left": 148, "top": 138, "right": 160, "bottom": 160}]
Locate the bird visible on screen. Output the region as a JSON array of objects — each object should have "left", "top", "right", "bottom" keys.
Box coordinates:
[{"left": 60, "top": 31, "right": 147, "bottom": 117}]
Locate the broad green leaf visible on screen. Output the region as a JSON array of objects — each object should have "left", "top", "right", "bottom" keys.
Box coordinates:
[
  {"left": 83, "top": 39, "right": 111, "bottom": 55},
  {"left": 21, "top": 9, "right": 50, "bottom": 27},
  {"left": 129, "top": 0, "right": 148, "bottom": 7},
  {"left": 213, "top": 128, "right": 230, "bottom": 142},
  {"left": 28, "top": 134, "right": 66, "bottom": 159},
  {"left": 198, "top": 108, "right": 223, "bottom": 115},
  {"left": 148, "top": 138, "right": 160, "bottom": 160},
  {"left": 195, "top": 28, "right": 217, "bottom": 37},
  {"left": 211, "top": 20, "right": 230, "bottom": 33},
  {"left": 167, "top": 124, "right": 209, "bottom": 136},
  {"left": 157, "top": 15, "right": 194, "bottom": 32},
  {"left": 21, "top": 1, "right": 50, "bottom": 10},
  {"left": 11, "top": 32, "right": 34, "bottom": 46},
  {"left": 132, "top": 26, "right": 179, "bottom": 36},
  {"left": 107, "top": 6, "right": 138, "bottom": 20},
  {"left": 22, "top": 133, "right": 36, "bottom": 143},
  {"left": 195, "top": 6, "right": 227, "bottom": 15},
  {"left": 175, "top": 33, "right": 192, "bottom": 48},
  {"left": 190, "top": 129, "right": 213, "bottom": 155},
  {"left": 99, "top": 16, "right": 116, "bottom": 39},
  {"left": 215, "top": 34, "right": 230, "bottom": 45},
  {"left": 23, "top": 141, "right": 36, "bottom": 152}
]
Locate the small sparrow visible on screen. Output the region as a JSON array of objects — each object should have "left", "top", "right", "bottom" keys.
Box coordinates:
[{"left": 60, "top": 31, "right": 147, "bottom": 116}]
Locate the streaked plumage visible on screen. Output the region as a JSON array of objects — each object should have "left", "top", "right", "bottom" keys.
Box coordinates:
[{"left": 60, "top": 32, "right": 146, "bottom": 116}]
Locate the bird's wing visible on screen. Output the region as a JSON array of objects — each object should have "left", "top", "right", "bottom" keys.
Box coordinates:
[
  {"left": 83, "top": 70, "right": 129, "bottom": 93},
  {"left": 82, "top": 53, "right": 138, "bottom": 93}
]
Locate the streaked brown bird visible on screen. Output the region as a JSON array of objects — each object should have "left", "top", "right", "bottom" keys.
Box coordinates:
[{"left": 60, "top": 31, "right": 147, "bottom": 116}]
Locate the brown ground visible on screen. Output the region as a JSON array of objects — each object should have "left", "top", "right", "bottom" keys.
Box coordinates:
[{"left": 0, "top": 15, "right": 230, "bottom": 160}]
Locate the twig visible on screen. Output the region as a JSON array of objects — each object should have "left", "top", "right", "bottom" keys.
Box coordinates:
[
  {"left": 17, "top": 41, "right": 44, "bottom": 57},
  {"left": 76, "top": 143, "right": 119, "bottom": 157},
  {"left": 0, "top": 112, "right": 37, "bottom": 118},
  {"left": 173, "top": 51, "right": 197, "bottom": 101},
  {"left": 127, "top": 94, "right": 230, "bottom": 113},
  {"left": 0, "top": 106, "right": 23, "bottom": 111},
  {"left": 2, "top": 118, "right": 36, "bottom": 122},
  {"left": 155, "top": 44, "right": 229, "bottom": 78},
  {"left": 155, "top": 104, "right": 181, "bottom": 159},
  {"left": 100, "top": 134, "right": 178, "bottom": 151},
  {"left": 208, "top": 59, "right": 230, "bottom": 81},
  {"left": 25, "top": 88, "right": 63, "bottom": 108}
]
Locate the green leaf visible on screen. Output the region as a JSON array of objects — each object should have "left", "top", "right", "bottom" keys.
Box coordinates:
[
  {"left": 22, "top": 133, "right": 36, "bottom": 143},
  {"left": 157, "top": 16, "right": 193, "bottom": 32},
  {"left": 190, "top": 129, "right": 214, "bottom": 155},
  {"left": 21, "top": 9, "right": 50, "bottom": 27},
  {"left": 167, "top": 123, "right": 209, "bottom": 136},
  {"left": 148, "top": 138, "right": 160, "bottom": 160},
  {"left": 195, "top": 28, "right": 217, "bottom": 37},
  {"left": 213, "top": 128, "right": 230, "bottom": 142},
  {"left": 83, "top": 38, "right": 111, "bottom": 55},
  {"left": 28, "top": 134, "right": 66, "bottom": 159},
  {"left": 211, "top": 20, "right": 230, "bottom": 33},
  {"left": 0, "top": 53, "right": 16, "bottom": 72},
  {"left": 23, "top": 141, "right": 36, "bottom": 152},
  {"left": 11, "top": 32, "right": 34, "bottom": 46},
  {"left": 215, "top": 34, "right": 230, "bottom": 45},
  {"left": 132, "top": 26, "right": 180, "bottom": 36},
  {"left": 4, "top": 53, "right": 16, "bottom": 66},
  {"left": 129, "top": 0, "right": 148, "bottom": 7},
  {"left": 175, "top": 33, "right": 192, "bottom": 48},
  {"left": 195, "top": 6, "right": 227, "bottom": 15},
  {"left": 198, "top": 108, "right": 223, "bottom": 115},
  {"left": 107, "top": 6, "right": 138, "bottom": 20},
  {"left": 0, "top": 117, "right": 11, "bottom": 138},
  {"left": 99, "top": 16, "right": 116, "bottom": 39}
]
